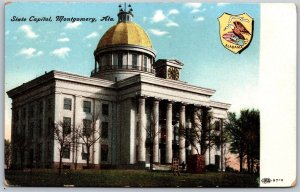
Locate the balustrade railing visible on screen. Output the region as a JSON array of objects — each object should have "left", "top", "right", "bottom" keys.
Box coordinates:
[{"left": 91, "top": 65, "right": 155, "bottom": 76}]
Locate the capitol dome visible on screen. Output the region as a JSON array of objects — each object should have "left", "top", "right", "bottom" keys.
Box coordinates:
[
  {"left": 92, "top": 5, "right": 156, "bottom": 82},
  {"left": 97, "top": 22, "right": 153, "bottom": 49}
]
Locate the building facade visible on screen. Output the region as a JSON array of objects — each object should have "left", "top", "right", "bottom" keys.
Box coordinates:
[{"left": 7, "top": 7, "right": 230, "bottom": 170}]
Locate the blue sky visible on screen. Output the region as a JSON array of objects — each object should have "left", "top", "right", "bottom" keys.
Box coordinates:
[{"left": 5, "top": 2, "right": 260, "bottom": 140}]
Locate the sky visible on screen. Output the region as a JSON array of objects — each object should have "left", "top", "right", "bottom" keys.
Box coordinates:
[{"left": 4, "top": 2, "right": 260, "bottom": 140}]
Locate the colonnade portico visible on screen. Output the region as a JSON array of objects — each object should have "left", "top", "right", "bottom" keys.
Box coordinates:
[{"left": 136, "top": 96, "right": 205, "bottom": 166}]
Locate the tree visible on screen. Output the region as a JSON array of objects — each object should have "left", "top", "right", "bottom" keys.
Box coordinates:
[
  {"left": 224, "top": 112, "right": 244, "bottom": 172},
  {"left": 53, "top": 120, "right": 72, "bottom": 175},
  {"left": 5, "top": 139, "right": 11, "bottom": 169},
  {"left": 240, "top": 109, "right": 260, "bottom": 173},
  {"left": 186, "top": 107, "right": 216, "bottom": 156},
  {"left": 74, "top": 111, "right": 102, "bottom": 168},
  {"left": 224, "top": 109, "right": 260, "bottom": 173},
  {"left": 146, "top": 109, "right": 160, "bottom": 171},
  {"left": 72, "top": 125, "right": 81, "bottom": 170}
]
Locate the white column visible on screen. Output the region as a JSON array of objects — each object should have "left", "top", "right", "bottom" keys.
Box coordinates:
[
  {"left": 137, "top": 97, "right": 146, "bottom": 162},
  {"left": 166, "top": 101, "right": 173, "bottom": 164},
  {"left": 153, "top": 99, "right": 159, "bottom": 164},
  {"left": 179, "top": 104, "right": 186, "bottom": 164}
]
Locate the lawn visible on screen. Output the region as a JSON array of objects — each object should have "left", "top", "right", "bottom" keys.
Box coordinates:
[{"left": 5, "top": 169, "right": 259, "bottom": 187}]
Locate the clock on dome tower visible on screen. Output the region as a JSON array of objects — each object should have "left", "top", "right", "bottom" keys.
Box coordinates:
[{"left": 153, "top": 59, "right": 183, "bottom": 80}]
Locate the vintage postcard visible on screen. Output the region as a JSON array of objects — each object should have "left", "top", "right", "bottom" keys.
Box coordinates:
[{"left": 4, "top": 1, "right": 296, "bottom": 188}]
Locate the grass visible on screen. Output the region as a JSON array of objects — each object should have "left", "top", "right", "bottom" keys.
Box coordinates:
[{"left": 5, "top": 169, "right": 259, "bottom": 187}]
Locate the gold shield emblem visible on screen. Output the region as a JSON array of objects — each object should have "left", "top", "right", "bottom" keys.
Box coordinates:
[{"left": 218, "top": 13, "right": 254, "bottom": 54}]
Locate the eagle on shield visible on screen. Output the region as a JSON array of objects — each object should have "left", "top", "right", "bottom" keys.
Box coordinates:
[{"left": 218, "top": 13, "right": 254, "bottom": 54}]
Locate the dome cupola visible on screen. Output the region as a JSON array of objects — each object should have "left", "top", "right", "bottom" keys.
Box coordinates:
[{"left": 92, "top": 4, "right": 156, "bottom": 82}]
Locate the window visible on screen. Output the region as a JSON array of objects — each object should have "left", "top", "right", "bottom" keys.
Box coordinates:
[
  {"left": 215, "top": 155, "right": 220, "bottom": 169},
  {"left": 64, "top": 98, "right": 72, "bottom": 110},
  {"left": 102, "top": 104, "right": 109, "bottom": 116},
  {"left": 174, "top": 126, "right": 179, "bottom": 142},
  {"left": 215, "top": 136, "right": 221, "bottom": 150},
  {"left": 83, "top": 119, "right": 92, "bottom": 136},
  {"left": 83, "top": 101, "right": 91, "bottom": 113},
  {"left": 63, "top": 117, "right": 71, "bottom": 134},
  {"left": 143, "top": 55, "right": 148, "bottom": 70},
  {"left": 101, "top": 145, "right": 108, "bottom": 161},
  {"left": 105, "top": 54, "right": 111, "bottom": 67},
  {"left": 215, "top": 121, "right": 220, "bottom": 131},
  {"left": 101, "top": 122, "right": 108, "bottom": 138},
  {"left": 62, "top": 145, "right": 70, "bottom": 159},
  {"left": 113, "top": 54, "right": 118, "bottom": 66},
  {"left": 82, "top": 144, "right": 88, "bottom": 160},
  {"left": 118, "top": 53, "right": 123, "bottom": 68},
  {"left": 132, "top": 54, "right": 137, "bottom": 68}
]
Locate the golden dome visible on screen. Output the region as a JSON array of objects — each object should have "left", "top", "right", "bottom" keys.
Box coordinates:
[{"left": 97, "top": 22, "right": 152, "bottom": 49}]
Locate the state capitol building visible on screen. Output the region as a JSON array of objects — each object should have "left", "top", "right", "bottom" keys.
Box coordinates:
[{"left": 7, "top": 6, "right": 230, "bottom": 170}]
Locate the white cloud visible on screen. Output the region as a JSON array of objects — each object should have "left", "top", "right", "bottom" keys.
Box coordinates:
[
  {"left": 51, "top": 47, "right": 71, "bottom": 58},
  {"left": 19, "top": 25, "right": 38, "bottom": 39},
  {"left": 184, "top": 3, "right": 203, "bottom": 14},
  {"left": 18, "top": 48, "right": 43, "bottom": 58},
  {"left": 191, "top": 9, "right": 200, "bottom": 13},
  {"left": 57, "top": 37, "right": 70, "bottom": 42},
  {"left": 166, "top": 21, "right": 179, "bottom": 27},
  {"left": 5, "top": 30, "right": 10, "bottom": 35},
  {"left": 65, "top": 21, "right": 82, "bottom": 29},
  {"left": 168, "top": 9, "right": 179, "bottom": 15},
  {"left": 217, "top": 3, "right": 230, "bottom": 6},
  {"left": 36, "top": 51, "right": 43, "bottom": 56},
  {"left": 195, "top": 16, "right": 205, "bottom": 22},
  {"left": 84, "top": 32, "right": 99, "bottom": 39},
  {"left": 184, "top": 3, "right": 202, "bottom": 9},
  {"left": 149, "top": 29, "right": 169, "bottom": 36},
  {"left": 151, "top": 10, "right": 166, "bottom": 23}
]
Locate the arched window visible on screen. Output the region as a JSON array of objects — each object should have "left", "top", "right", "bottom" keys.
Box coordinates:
[
  {"left": 105, "top": 54, "right": 111, "bottom": 69},
  {"left": 143, "top": 55, "right": 148, "bottom": 71},
  {"left": 118, "top": 53, "right": 123, "bottom": 68},
  {"left": 132, "top": 54, "right": 138, "bottom": 69}
]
